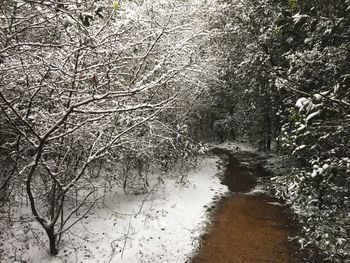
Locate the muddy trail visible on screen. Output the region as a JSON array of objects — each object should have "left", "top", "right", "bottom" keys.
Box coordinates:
[{"left": 191, "top": 147, "right": 319, "bottom": 263}]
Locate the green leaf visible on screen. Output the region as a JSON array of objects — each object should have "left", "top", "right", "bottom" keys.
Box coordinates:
[
  {"left": 272, "top": 25, "right": 281, "bottom": 36},
  {"left": 112, "top": 1, "right": 119, "bottom": 11},
  {"left": 289, "top": 0, "right": 298, "bottom": 10}
]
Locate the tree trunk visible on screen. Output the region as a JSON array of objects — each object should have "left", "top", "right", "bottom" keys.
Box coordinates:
[
  {"left": 46, "top": 227, "right": 58, "bottom": 255},
  {"left": 265, "top": 113, "right": 271, "bottom": 151}
]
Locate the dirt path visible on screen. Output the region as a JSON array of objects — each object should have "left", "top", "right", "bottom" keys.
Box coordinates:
[{"left": 191, "top": 148, "right": 301, "bottom": 263}]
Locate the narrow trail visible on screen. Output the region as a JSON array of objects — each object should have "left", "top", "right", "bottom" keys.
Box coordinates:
[{"left": 191, "top": 147, "right": 304, "bottom": 263}]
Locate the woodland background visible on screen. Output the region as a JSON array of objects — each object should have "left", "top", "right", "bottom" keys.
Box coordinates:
[{"left": 0, "top": 0, "right": 349, "bottom": 261}]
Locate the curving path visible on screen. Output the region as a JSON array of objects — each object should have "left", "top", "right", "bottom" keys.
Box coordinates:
[{"left": 191, "top": 148, "right": 317, "bottom": 263}]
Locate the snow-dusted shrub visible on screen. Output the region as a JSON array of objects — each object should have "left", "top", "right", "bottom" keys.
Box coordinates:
[
  {"left": 0, "top": 0, "right": 218, "bottom": 255},
  {"left": 271, "top": 1, "right": 350, "bottom": 259}
]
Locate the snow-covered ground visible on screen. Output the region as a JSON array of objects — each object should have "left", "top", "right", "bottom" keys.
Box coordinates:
[
  {"left": 208, "top": 141, "right": 258, "bottom": 153},
  {"left": 0, "top": 156, "right": 228, "bottom": 263}
]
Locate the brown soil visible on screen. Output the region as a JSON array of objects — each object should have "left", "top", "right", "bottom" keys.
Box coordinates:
[
  {"left": 191, "top": 148, "right": 306, "bottom": 263},
  {"left": 192, "top": 193, "right": 294, "bottom": 263}
]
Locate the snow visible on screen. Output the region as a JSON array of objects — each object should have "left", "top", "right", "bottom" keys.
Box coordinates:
[
  {"left": 209, "top": 141, "right": 258, "bottom": 152},
  {"left": 313, "top": 93, "right": 322, "bottom": 101},
  {"left": 292, "top": 144, "right": 306, "bottom": 154},
  {"left": 297, "top": 124, "right": 306, "bottom": 131},
  {"left": 292, "top": 13, "right": 309, "bottom": 25},
  {"left": 0, "top": 156, "right": 228, "bottom": 263},
  {"left": 247, "top": 184, "right": 267, "bottom": 195},
  {"left": 295, "top": 97, "right": 316, "bottom": 113},
  {"left": 306, "top": 110, "right": 320, "bottom": 122},
  {"left": 295, "top": 97, "right": 309, "bottom": 108}
]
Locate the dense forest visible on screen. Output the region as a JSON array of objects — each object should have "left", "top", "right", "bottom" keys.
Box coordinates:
[
  {"left": 0, "top": 0, "right": 349, "bottom": 262},
  {"left": 204, "top": 0, "right": 350, "bottom": 260}
]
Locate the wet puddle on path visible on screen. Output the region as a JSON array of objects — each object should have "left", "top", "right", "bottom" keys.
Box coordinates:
[{"left": 191, "top": 148, "right": 300, "bottom": 263}]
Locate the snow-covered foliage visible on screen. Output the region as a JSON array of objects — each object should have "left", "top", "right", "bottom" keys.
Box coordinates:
[
  {"left": 199, "top": 0, "right": 280, "bottom": 149},
  {"left": 0, "top": 0, "right": 219, "bottom": 255},
  {"left": 270, "top": 1, "right": 350, "bottom": 260},
  {"left": 202, "top": 0, "right": 350, "bottom": 260}
]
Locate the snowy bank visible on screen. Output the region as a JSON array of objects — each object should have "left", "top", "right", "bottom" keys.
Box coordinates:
[
  {"left": 206, "top": 141, "right": 258, "bottom": 153},
  {"left": 0, "top": 156, "right": 228, "bottom": 263}
]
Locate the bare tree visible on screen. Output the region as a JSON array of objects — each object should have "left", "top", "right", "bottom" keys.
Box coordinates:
[{"left": 0, "top": 0, "right": 217, "bottom": 255}]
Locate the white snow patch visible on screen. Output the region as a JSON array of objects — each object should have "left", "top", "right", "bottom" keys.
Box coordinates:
[
  {"left": 295, "top": 97, "right": 309, "bottom": 108},
  {"left": 208, "top": 141, "right": 257, "bottom": 152},
  {"left": 266, "top": 201, "right": 285, "bottom": 207},
  {"left": 292, "top": 144, "right": 306, "bottom": 154},
  {"left": 1, "top": 157, "right": 228, "bottom": 263},
  {"left": 313, "top": 93, "right": 323, "bottom": 101},
  {"left": 306, "top": 111, "right": 320, "bottom": 122},
  {"left": 246, "top": 184, "right": 267, "bottom": 195}
]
